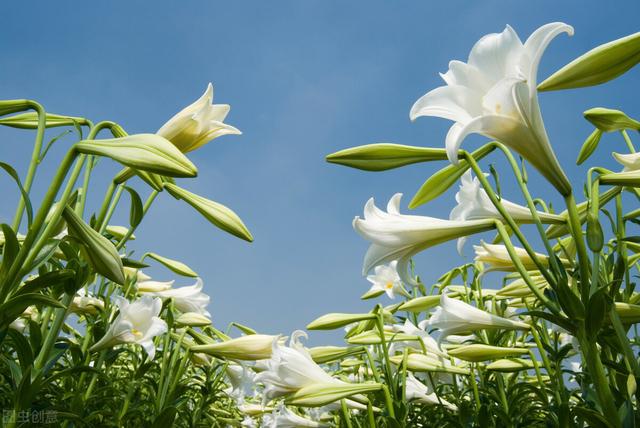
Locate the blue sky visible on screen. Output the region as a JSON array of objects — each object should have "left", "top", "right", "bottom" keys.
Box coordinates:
[{"left": 0, "top": 1, "right": 639, "bottom": 344}]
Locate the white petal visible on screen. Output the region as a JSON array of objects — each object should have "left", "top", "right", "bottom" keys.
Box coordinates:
[
  {"left": 386, "top": 193, "right": 404, "bottom": 214},
  {"left": 410, "top": 85, "right": 482, "bottom": 123},
  {"left": 440, "top": 61, "right": 490, "bottom": 91},
  {"left": 468, "top": 25, "right": 525, "bottom": 83},
  {"left": 523, "top": 22, "right": 574, "bottom": 91}
]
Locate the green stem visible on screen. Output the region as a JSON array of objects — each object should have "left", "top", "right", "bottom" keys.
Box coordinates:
[
  {"left": 33, "top": 293, "right": 73, "bottom": 372},
  {"left": 564, "top": 193, "right": 591, "bottom": 301},
  {"left": 340, "top": 399, "right": 353, "bottom": 428},
  {"left": 116, "top": 190, "right": 159, "bottom": 250},
  {"left": 12, "top": 101, "right": 45, "bottom": 231}
]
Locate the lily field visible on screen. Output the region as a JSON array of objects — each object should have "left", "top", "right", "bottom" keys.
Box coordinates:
[{"left": 1, "top": 15, "right": 640, "bottom": 428}]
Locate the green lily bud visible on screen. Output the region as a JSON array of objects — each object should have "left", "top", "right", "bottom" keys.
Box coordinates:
[
  {"left": 600, "top": 170, "right": 640, "bottom": 186},
  {"left": 576, "top": 129, "right": 603, "bottom": 165},
  {"left": 146, "top": 252, "right": 198, "bottom": 277},
  {"left": 447, "top": 344, "right": 529, "bottom": 362},
  {"left": 346, "top": 330, "right": 417, "bottom": 345},
  {"left": 285, "top": 382, "right": 381, "bottom": 407},
  {"left": 360, "top": 288, "right": 385, "bottom": 300},
  {"left": 486, "top": 358, "right": 536, "bottom": 372},
  {"left": 0, "top": 111, "right": 89, "bottom": 129},
  {"left": 586, "top": 210, "right": 604, "bottom": 252},
  {"left": 307, "top": 313, "right": 376, "bottom": 330},
  {"left": 398, "top": 295, "right": 442, "bottom": 313},
  {"left": 164, "top": 183, "right": 253, "bottom": 242},
  {"left": 326, "top": 143, "right": 447, "bottom": 171},
  {"left": 584, "top": 108, "right": 640, "bottom": 132},
  {"left": 390, "top": 353, "right": 470, "bottom": 375},
  {"left": 539, "top": 31, "right": 640, "bottom": 91},
  {"left": 309, "top": 346, "right": 365, "bottom": 364},
  {"left": 105, "top": 225, "right": 135, "bottom": 241},
  {"left": 0, "top": 100, "right": 31, "bottom": 117},
  {"left": 614, "top": 302, "right": 640, "bottom": 324},
  {"left": 190, "top": 334, "right": 276, "bottom": 360},
  {"left": 340, "top": 358, "right": 365, "bottom": 368},
  {"left": 75, "top": 134, "right": 197, "bottom": 178},
  {"left": 176, "top": 312, "right": 211, "bottom": 327},
  {"left": 62, "top": 207, "right": 125, "bottom": 284}
]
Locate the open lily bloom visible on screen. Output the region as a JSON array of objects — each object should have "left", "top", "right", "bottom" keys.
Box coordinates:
[
  {"left": 225, "top": 363, "right": 257, "bottom": 403},
  {"left": 428, "top": 293, "right": 529, "bottom": 340},
  {"left": 262, "top": 404, "right": 329, "bottom": 428},
  {"left": 90, "top": 295, "right": 167, "bottom": 359},
  {"left": 157, "top": 83, "right": 241, "bottom": 153},
  {"left": 406, "top": 373, "right": 457, "bottom": 411},
  {"left": 411, "top": 23, "right": 574, "bottom": 195},
  {"left": 354, "top": 193, "right": 494, "bottom": 284},
  {"left": 366, "top": 260, "right": 409, "bottom": 298},
  {"left": 451, "top": 170, "right": 563, "bottom": 253},
  {"left": 254, "top": 330, "right": 347, "bottom": 404},
  {"left": 143, "top": 278, "right": 211, "bottom": 318}
]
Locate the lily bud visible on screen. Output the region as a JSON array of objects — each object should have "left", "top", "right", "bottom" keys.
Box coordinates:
[
  {"left": 0, "top": 111, "right": 89, "bottom": 129},
  {"left": 285, "top": 382, "right": 381, "bottom": 407},
  {"left": 146, "top": 252, "right": 198, "bottom": 277},
  {"left": 164, "top": 183, "right": 253, "bottom": 242},
  {"left": 176, "top": 312, "right": 211, "bottom": 327},
  {"left": 486, "top": 358, "right": 536, "bottom": 372},
  {"left": 447, "top": 344, "right": 529, "bottom": 362},
  {"left": 398, "top": 295, "right": 445, "bottom": 313},
  {"left": 584, "top": 108, "right": 640, "bottom": 132},
  {"left": 308, "top": 346, "right": 365, "bottom": 364},
  {"left": 307, "top": 313, "right": 376, "bottom": 330},
  {"left": 576, "top": 129, "right": 603, "bottom": 165},
  {"left": 0, "top": 100, "right": 31, "bottom": 117},
  {"left": 539, "top": 31, "right": 640, "bottom": 91},
  {"left": 326, "top": 143, "right": 447, "bottom": 171},
  {"left": 586, "top": 210, "right": 604, "bottom": 252},
  {"left": 137, "top": 280, "right": 174, "bottom": 293},
  {"left": 390, "top": 353, "right": 470, "bottom": 375},
  {"left": 346, "top": 329, "right": 418, "bottom": 345},
  {"left": 190, "top": 334, "right": 276, "bottom": 360},
  {"left": 105, "top": 225, "right": 135, "bottom": 241},
  {"left": 62, "top": 206, "right": 125, "bottom": 284},
  {"left": 75, "top": 134, "right": 198, "bottom": 178},
  {"left": 614, "top": 302, "right": 640, "bottom": 324}
]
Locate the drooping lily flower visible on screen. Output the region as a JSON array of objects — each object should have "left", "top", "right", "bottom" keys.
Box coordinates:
[
  {"left": 410, "top": 23, "right": 574, "bottom": 195},
  {"left": 451, "top": 170, "right": 563, "bottom": 253},
  {"left": 353, "top": 193, "right": 494, "bottom": 284},
  {"left": 366, "top": 261, "right": 409, "bottom": 299},
  {"left": 405, "top": 373, "right": 457, "bottom": 411},
  {"left": 428, "top": 293, "right": 529, "bottom": 339},
  {"left": 157, "top": 83, "right": 241, "bottom": 153},
  {"left": 142, "top": 278, "right": 211, "bottom": 318},
  {"left": 90, "top": 295, "right": 167, "bottom": 359},
  {"left": 390, "top": 319, "right": 447, "bottom": 357},
  {"left": 254, "top": 331, "right": 347, "bottom": 404},
  {"left": 262, "top": 404, "right": 329, "bottom": 428}
]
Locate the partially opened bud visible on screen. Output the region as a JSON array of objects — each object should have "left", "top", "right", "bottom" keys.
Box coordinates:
[
  {"left": 486, "top": 358, "right": 536, "bottom": 372},
  {"left": 62, "top": 207, "right": 125, "bottom": 284},
  {"left": 176, "top": 312, "right": 211, "bottom": 327},
  {"left": 584, "top": 108, "right": 640, "bottom": 132},
  {"left": 0, "top": 111, "right": 89, "bottom": 129},
  {"left": 447, "top": 344, "right": 529, "bottom": 362},
  {"left": 137, "top": 280, "right": 174, "bottom": 293},
  {"left": 326, "top": 143, "right": 447, "bottom": 171},
  {"left": 164, "top": 183, "right": 253, "bottom": 242},
  {"left": 539, "top": 31, "right": 640, "bottom": 91},
  {"left": 285, "top": 382, "right": 381, "bottom": 407},
  {"left": 190, "top": 334, "right": 276, "bottom": 360},
  {"left": 146, "top": 252, "right": 198, "bottom": 277},
  {"left": 307, "top": 313, "right": 376, "bottom": 330},
  {"left": 75, "top": 134, "right": 198, "bottom": 178}
]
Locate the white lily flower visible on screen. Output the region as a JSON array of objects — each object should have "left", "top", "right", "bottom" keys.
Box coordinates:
[
  {"left": 90, "top": 295, "right": 167, "bottom": 359},
  {"left": 143, "top": 278, "right": 210, "bottom": 318},
  {"left": 9, "top": 306, "right": 37, "bottom": 333},
  {"left": 410, "top": 23, "right": 574, "bottom": 194},
  {"left": 157, "top": 83, "right": 241, "bottom": 153},
  {"left": 613, "top": 152, "right": 640, "bottom": 171},
  {"left": 405, "top": 373, "right": 457, "bottom": 411},
  {"left": 262, "top": 404, "right": 329, "bottom": 428},
  {"left": 254, "top": 331, "right": 346, "bottom": 404},
  {"left": 240, "top": 416, "right": 257, "bottom": 428},
  {"left": 69, "top": 289, "right": 104, "bottom": 315},
  {"left": 353, "top": 193, "right": 494, "bottom": 284},
  {"left": 366, "top": 261, "right": 409, "bottom": 299},
  {"left": 390, "top": 319, "right": 446, "bottom": 357},
  {"left": 225, "top": 363, "right": 257, "bottom": 403},
  {"left": 428, "top": 293, "right": 529, "bottom": 339},
  {"left": 451, "top": 170, "right": 563, "bottom": 253}
]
